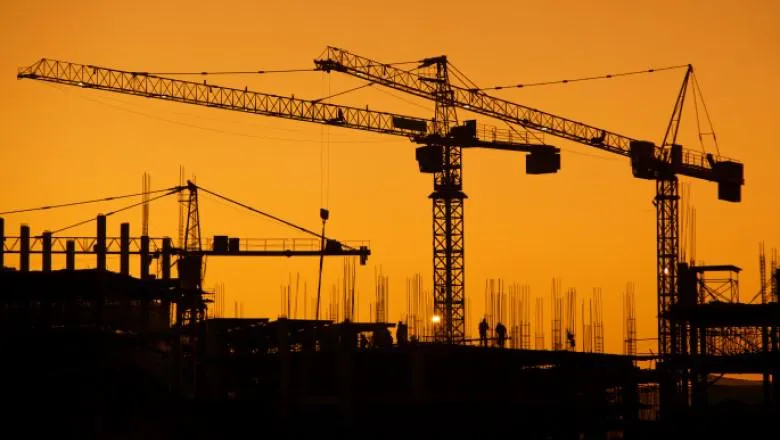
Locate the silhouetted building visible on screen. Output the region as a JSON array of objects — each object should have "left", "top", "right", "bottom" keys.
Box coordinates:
[{"left": 0, "top": 269, "right": 172, "bottom": 333}]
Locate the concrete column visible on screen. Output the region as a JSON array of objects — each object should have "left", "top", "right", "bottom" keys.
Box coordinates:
[
  {"left": 162, "top": 238, "right": 171, "bottom": 280},
  {"left": 42, "top": 231, "right": 52, "bottom": 271},
  {"left": 120, "top": 222, "right": 130, "bottom": 276},
  {"left": 140, "top": 235, "right": 150, "bottom": 279},
  {"left": 0, "top": 217, "right": 5, "bottom": 269},
  {"left": 66, "top": 240, "right": 75, "bottom": 270},
  {"left": 96, "top": 215, "right": 106, "bottom": 271},
  {"left": 20, "top": 224, "right": 30, "bottom": 272}
]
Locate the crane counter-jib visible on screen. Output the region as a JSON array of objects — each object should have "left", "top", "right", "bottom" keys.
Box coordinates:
[{"left": 16, "top": 58, "right": 547, "bottom": 152}]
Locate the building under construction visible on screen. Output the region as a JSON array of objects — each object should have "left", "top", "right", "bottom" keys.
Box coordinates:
[
  {"left": 3, "top": 47, "right": 777, "bottom": 439},
  {"left": 2, "top": 209, "right": 777, "bottom": 439}
]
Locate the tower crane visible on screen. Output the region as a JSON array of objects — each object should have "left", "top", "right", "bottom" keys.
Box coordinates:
[
  {"left": 313, "top": 47, "right": 745, "bottom": 370},
  {"left": 17, "top": 58, "right": 560, "bottom": 344}
]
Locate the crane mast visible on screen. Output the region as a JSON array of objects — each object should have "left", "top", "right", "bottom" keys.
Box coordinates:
[
  {"left": 18, "top": 58, "right": 558, "bottom": 345},
  {"left": 428, "top": 57, "right": 465, "bottom": 343}
]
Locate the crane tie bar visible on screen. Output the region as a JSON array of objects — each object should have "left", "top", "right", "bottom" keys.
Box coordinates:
[{"left": 469, "top": 64, "right": 690, "bottom": 92}]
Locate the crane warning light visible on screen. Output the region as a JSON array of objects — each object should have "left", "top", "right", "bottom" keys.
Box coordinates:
[{"left": 432, "top": 315, "right": 441, "bottom": 324}]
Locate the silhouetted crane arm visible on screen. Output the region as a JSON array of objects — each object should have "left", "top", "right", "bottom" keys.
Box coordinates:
[
  {"left": 16, "top": 58, "right": 548, "bottom": 152},
  {"left": 315, "top": 47, "right": 741, "bottom": 185}
]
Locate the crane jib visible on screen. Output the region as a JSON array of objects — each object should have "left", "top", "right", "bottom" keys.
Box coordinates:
[{"left": 317, "top": 47, "right": 744, "bottom": 201}]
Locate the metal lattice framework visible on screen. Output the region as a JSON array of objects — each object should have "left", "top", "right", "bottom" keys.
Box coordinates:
[
  {"left": 18, "top": 57, "right": 553, "bottom": 345},
  {"left": 656, "top": 178, "right": 680, "bottom": 367},
  {"left": 316, "top": 47, "right": 739, "bottom": 179},
  {"left": 430, "top": 58, "right": 464, "bottom": 343},
  {"left": 17, "top": 58, "right": 541, "bottom": 148},
  {"left": 314, "top": 47, "right": 745, "bottom": 362}
]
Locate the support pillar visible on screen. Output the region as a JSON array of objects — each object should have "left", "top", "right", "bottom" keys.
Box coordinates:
[
  {"left": 20, "top": 224, "right": 30, "bottom": 272},
  {"left": 162, "top": 238, "right": 171, "bottom": 280},
  {"left": 140, "top": 235, "right": 150, "bottom": 279},
  {"left": 120, "top": 222, "right": 130, "bottom": 276},
  {"left": 96, "top": 214, "right": 106, "bottom": 271},
  {"left": 0, "top": 217, "right": 4, "bottom": 269},
  {"left": 66, "top": 240, "right": 75, "bottom": 270},
  {"left": 42, "top": 231, "right": 52, "bottom": 272}
]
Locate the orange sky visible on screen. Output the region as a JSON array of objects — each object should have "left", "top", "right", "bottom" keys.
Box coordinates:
[{"left": 1, "top": 0, "right": 778, "bottom": 353}]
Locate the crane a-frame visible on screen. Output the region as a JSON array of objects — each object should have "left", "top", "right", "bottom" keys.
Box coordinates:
[
  {"left": 314, "top": 47, "right": 745, "bottom": 367},
  {"left": 17, "top": 58, "right": 560, "bottom": 344}
]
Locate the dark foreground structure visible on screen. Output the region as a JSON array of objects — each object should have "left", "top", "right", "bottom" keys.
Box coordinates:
[{"left": 1, "top": 265, "right": 778, "bottom": 439}]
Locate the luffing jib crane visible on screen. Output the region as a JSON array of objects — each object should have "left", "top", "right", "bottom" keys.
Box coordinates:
[
  {"left": 17, "top": 58, "right": 560, "bottom": 344},
  {"left": 314, "top": 47, "right": 744, "bottom": 367}
]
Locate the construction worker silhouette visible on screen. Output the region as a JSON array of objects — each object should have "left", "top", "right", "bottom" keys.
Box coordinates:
[
  {"left": 495, "top": 322, "right": 507, "bottom": 348},
  {"left": 478, "top": 317, "right": 489, "bottom": 347},
  {"left": 566, "top": 330, "right": 576, "bottom": 350},
  {"left": 396, "top": 321, "right": 408, "bottom": 346}
]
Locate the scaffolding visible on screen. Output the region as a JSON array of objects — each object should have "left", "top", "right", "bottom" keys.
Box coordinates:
[
  {"left": 484, "top": 278, "right": 506, "bottom": 345},
  {"left": 373, "top": 266, "right": 389, "bottom": 323},
  {"left": 593, "top": 288, "right": 605, "bottom": 354},
  {"left": 405, "top": 273, "right": 431, "bottom": 340},
  {"left": 509, "top": 283, "right": 531, "bottom": 349},
  {"left": 623, "top": 283, "right": 637, "bottom": 357},
  {"left": 669, "top": 262, "right": 780, "bottom": 410},
  {"left": 565, "top": 287, "right": 576, "bottom": 351},
  {"left": 551, "top": 278, "right": 563, "bottom": 351},
  {"left": 535, "top": 297, "right": 545, "bottom": 350}
]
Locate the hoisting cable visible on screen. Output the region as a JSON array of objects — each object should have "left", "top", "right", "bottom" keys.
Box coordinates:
[
  {"left": 50, "top": 187, "right": 183, "bottom": 234},
  {"left": 468, "top": 64, "right": 689, "bottom": 92},
  {"left": 447, "top": 61, "right": 632, "bottom": 161},
  {"left": 312, "top": 82, "right": 374, "bottom": 103},
  {"left": 373, "top": 86, "right": 431, "bottom": 111},
  {"left": 149, "top": 57, "right": 422, "bottom": 77},
  {"left": 145, "top": 68, "right": 318, "bottom": 76},
  {"left": 0, "top": 186, "right": 182, "bottom": 216},
  {"left": 447, "top": 61, "right": 482, "bottom": 92},
  {"left": 195, "top": 184, "right": 357, "bottom": 251},
  {"left": 448, "top": 61, "right": 548, "bottom": 145},
  {"left": 691, "top": 71, "right": 721, "bottom": 157},
  {"left": 42, "top": 82, "right": 389, "bottom": 145},
  {"left": 691, "top": 77, "right": 705, "bottom": 154}
]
